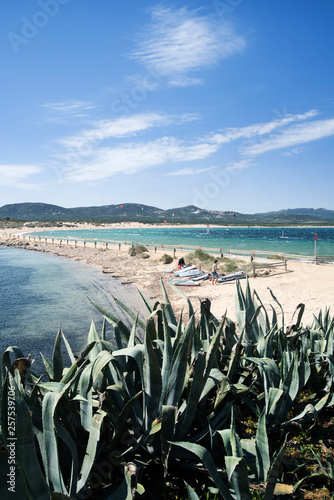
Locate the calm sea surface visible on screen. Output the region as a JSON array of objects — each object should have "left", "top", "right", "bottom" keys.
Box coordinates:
[
  {"left": 0, "top": 247, "right": 147, "bottom": 370},
  {"left": 32, "top": 227, "right": 334, "bottom": 257}
]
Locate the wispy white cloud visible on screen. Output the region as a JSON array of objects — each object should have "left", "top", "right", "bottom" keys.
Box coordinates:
[
  {"left": 59, "top": 137, "right": 219, "bottom": 183},
  {"left": 0, "top": 164, "right": 42, "bottom": 188},
  {"left": 130, "top": 5, "right": 247, "bottom": 86},
  {"left": 242, "top": 117, "right": 334, "bottom": 156},
  {"left": 210, "top": 110, "right": 319, "bottom": 145},
  {"left": 41, "top": 100, "right": 95, "bottom": 113},
  {"left": 282, "top": 147, "right": 306, "bottom": 156},
  {"left": 225, "top": 159, "right": 254, "bottom": 172},
  {"left": 57, "top": 112, "right": 201, "bottom": 152},
  {"left": 167, "top": 166, "right": 216, "bottom": 176},
  {"left": 41, "top": 100, "right": 96, "bottom": 123},
  {"left": 51, "top": 107, "right": 334, "bottom": 183}
]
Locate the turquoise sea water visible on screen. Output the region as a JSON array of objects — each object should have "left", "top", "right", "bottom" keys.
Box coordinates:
[
  {"left": 0, "top": 247, "right": 146, "bottom": 370},
  {"left": 32, "top": 226, "right": 334, "bottom": 257}
]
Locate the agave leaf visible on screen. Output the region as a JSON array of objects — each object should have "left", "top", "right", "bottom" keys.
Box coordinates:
[
  {"left": 184, "top": 481, "right": 201, "bottom": 500},
  {"left": 52, "top": 328, "right": 63, "bottom": 382},
  {"left": 169, "top": 283, "right": 194, "bottom": 318},
  {"left": 170, "top": 441, "right": 234, "bottom": 500},
  {"left": 268, "top": 288, "right": 284, "bottom": 330},
  {"left": 277, "top": 351, "right": 299, "bottom": 421},
  {"left": 201, "top": 368, "right": 225, "bottom": 402},
  {"left": 267, "top": 388, "right": 284, "bottom": 416},
  {"left": 166, "top": 316, "right": 194, "bottom": 407},
  {"left": 76, "top": 409, "right": 107, "bottom": 493},
  {"left": 136, "top": 286, "right": 153, "bottom": 314},
  {"left": 161, "top": 405, "right": 177, "bottom": 476},
  {"left": 77, "top": 363, "right": 93, "bottom": 432},
  {"left": 128, "top": 314, "right": 139, "bottom": 347},
  {"left": 101, "top": 317, "right": 107, "bottom": 341},
  {"left": 111, "top": 294, "right": 146, "bottom": 329},
  {"left": 42, "top": 392, "right": 68, "bottom": 492},
  {"left": 113, "top": 345, "right": 144, "bottom": 385},
  {"left": 225, "top": 456, "right": 243, "bottom": 482},
  {"left": 60, "top": 342, "right": 96, "bottom": 384},
  {"left": 292, "top": 303, "right": 305, "bottom": 330},
  {"left": 246, "top": 357, "right": 280, "bottom": 389},
  {"left": 143, "top": 331, "right": 162, "bottom": 430},
  {"left": 54, "top": 421, "right": 78, "bottom": 498},
  {"left": 114, "top": 325, "right": 123, "bottom": 350},
  {"left": 253, "top": 289, "right": 270, "bottom": 332},
  {"left": 256, "top": 410, "right": 270, "bottom": 481},
  {"left": 160, "top": 278, "right": 177, "bottom": 326},
  {"left": 263, "top": 437, "right": 288, "bottom": 500},
  {"left": 61, "top": 331, "right": 76, "bottom": 365},
  {"left": 40, "top": 352, "right": 54, "bottom": 381},
  {"left": 226, "top": 329, "right": 244, "bottom": 382},
  {"left": 89, "top": 299, "right": 131, "bottom": 343},
  {"left": 176, "top": 352, "right": 206, "bottom": 439},
  {"left": 160, "top": 310, "right": 173, "bottom": 409}
]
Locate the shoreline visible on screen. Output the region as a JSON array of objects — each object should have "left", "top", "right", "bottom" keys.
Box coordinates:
[
  {"left": 1, "top": 224, "right": 334, "bottom": 327},
  {"left": 2, "top": 221, "right": 334, "bottom": 234}
]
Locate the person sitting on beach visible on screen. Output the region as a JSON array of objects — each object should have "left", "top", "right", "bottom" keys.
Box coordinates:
[
  {"left": 212, "top": 260, "right": 219, "bottom": 285},
  {"left": 178, "top": 257, "right": 185, "bottom": 270}
]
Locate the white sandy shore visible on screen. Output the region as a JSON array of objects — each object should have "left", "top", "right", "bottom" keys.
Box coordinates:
[{"left": 1, "top": 223, "right": 333, "bottom": 326}]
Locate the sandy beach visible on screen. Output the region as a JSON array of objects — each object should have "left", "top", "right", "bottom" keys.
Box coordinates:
[{"left": 0, "top": 223, "right": 333, "bottom": 327}]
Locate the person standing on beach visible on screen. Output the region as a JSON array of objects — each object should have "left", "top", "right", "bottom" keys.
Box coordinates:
[{"left": 212, "top": 260, "right": 219, "bottom": 285}]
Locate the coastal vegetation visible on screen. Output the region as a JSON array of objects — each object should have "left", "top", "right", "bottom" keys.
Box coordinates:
[
  {"left": 185, "top": 249, "right": 251, "bottom": 275},
  {"left": 128, "top": 245, "right": 149, "bottom": 257},
  {"left": 0, "top": 280, "right": 333, "bottom": 499}
]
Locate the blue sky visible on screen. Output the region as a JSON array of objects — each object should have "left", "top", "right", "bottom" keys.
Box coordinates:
[{"left": 1, "top": 0, "right": 334, "bottom": 213}]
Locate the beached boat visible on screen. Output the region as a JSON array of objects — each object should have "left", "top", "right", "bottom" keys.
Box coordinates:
[
  {"left": 174, "top": 280, "right": 200, "bottom": 287},
  {"left": 217, "top": 271, "right": 247, "bottom": 283},
  {"left": 174, "top": 269, "right": 204, "bottom": 278},
  {"left": 192, "top": 273, "right": 210, "bottom": 281},
  {"left": 174, "top": 265, "right": 197, "bottom": 275}
]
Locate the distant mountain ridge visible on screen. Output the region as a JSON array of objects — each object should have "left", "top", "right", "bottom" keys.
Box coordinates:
[
  {"left": 0, "top": 202, "right": 334, "bottom": 225},
  {"left": 257, "top": 208, "right": 334, "bottom": 219}
]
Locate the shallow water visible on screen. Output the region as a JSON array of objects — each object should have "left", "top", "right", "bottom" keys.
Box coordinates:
[
  {"left": 0, "top": 247, "right": 147, "bottom": 370},
  {"left": 32, "top": 226, "right": 334, "bottom": 256}
]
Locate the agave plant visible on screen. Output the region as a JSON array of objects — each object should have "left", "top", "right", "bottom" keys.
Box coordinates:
[{"left": 0, "top": 278, "right": 333, "bottom": 499}]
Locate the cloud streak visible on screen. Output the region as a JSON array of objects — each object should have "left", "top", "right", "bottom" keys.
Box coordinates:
[
  {"left": 130, "top": 5, "right": 247, "bottom": 86},
  {"left": 0, "top": 164, "right": 42, "bottom": 188},
  {"left": 242, "top": 117, "right": 334, "bottom": 156},
  {"left": 60, "top": 136, "right": 219, "bottom": 183},
  {"left": 51, "top": 108, "right": 334, "bottom": 182}
]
